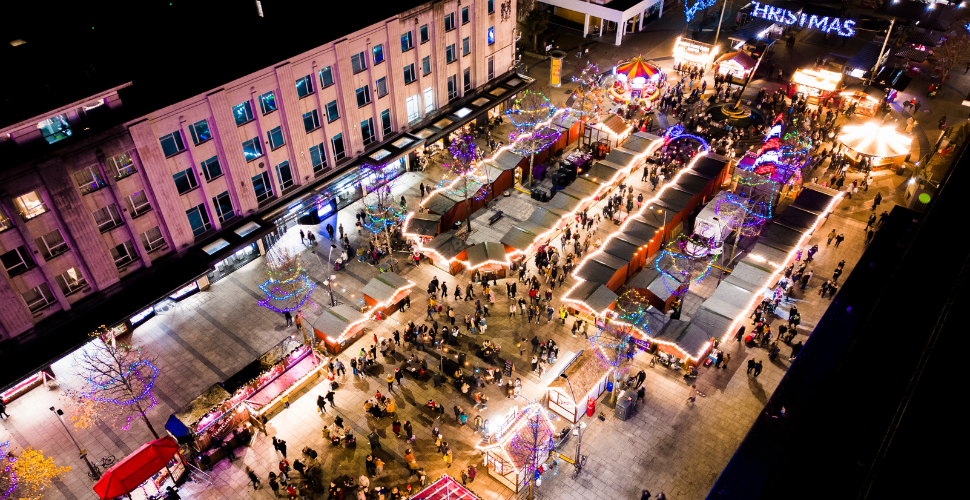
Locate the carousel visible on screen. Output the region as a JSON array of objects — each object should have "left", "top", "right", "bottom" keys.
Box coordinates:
[
  {"left": 609, "top": 56, "right": 666, "bottom": 106},
  {"left": 837, "top": 121, "right": 913, "bottom": 170}
]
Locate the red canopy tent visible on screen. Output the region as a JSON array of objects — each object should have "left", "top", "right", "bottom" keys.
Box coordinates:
[
  {"left": 410, "top": 475, "right": 481, "bottom": 500},
  {"left": 94, "top": 436, "right": 180, "bottom": 499}
]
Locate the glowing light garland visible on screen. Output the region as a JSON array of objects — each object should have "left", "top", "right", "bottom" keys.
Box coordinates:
[
  {"left": 1, "top": 441, "right": 16, "bottom": 500},
  {"left": 505, "top": 90, "right": 557, "bottom": 128},
  {"left": 663, "top": 124, "right": 710, "bottom": 152},
  {"left": 82, "top": 360, "right": 159, "bottom": 431},
  {"left": 476, "top": 403, "right": 556, "bottom": 481},
  {"left": 257, "top": 256, "right": 317, "bottom": 314},
  {"left": 685, "top": 0, "right": 718, "bottom": 23}
]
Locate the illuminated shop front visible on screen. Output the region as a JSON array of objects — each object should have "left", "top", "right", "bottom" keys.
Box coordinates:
[
  {"left": 714, "top": 51, "right": 756, "bottom": 81},
  {"left": 673, "top": 37, "right": 718, "bottom": 70},
  {"left": 837, "top": 122, "right": 912, "bottom": 170},
  {"left": 790, "top": 68, "right": 842, "bottom": 106}
]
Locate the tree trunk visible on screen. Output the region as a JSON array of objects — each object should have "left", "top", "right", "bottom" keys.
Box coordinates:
[
  {"left": 528, "top": 152, "right": 535, "bottom": 188},
  {"left": 465, "top": 177, "right": 472, "bottom": 232}
]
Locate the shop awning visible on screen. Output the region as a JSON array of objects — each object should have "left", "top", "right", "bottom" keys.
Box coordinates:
[
  {"left": 598, "top": 114, "right": 631, "bottom": 137},
  {"left": 93, "top": 437, "right": 180, "bottom": 499},
  {"left": 362, "top": 272, "right": 413, "bottom": 304},
  {"left": 653, "top": 319, "right": 712, "bottom": 359},
  {"left": 407, "top": 213, "right": 442, "bottom": 237},
  {"left": 313, "top": 304, "right": 367, "bottom": 339},
  {"left": 584, "top": 162, "right": 621, "bottom": 184},
  {"left": 489, "top": 149, "right": 525, "bottom": 171},
  {"left": 566, "top": 280, "right": 618, "bottom": 316},
  {"left": 791, "top": 184, "right": 840, "bottom": 214},
  {"left": 715, "top": 51, "right": 756, "bottom": 70},
  {"left": 545, "top": 192, "right": 582, "bottom": 215},
  {"left": 563, "top": 177, "right": 600, "bottom": 200},
  {"left": 603, "top": 235, "right": 645, "bottom": 262},
  {"left": 466, "top": 242, "right": 507, "bottom": 268},
  {"left": 426, "top": 232, "right": 467, "bottom": 260},
  {"left": 501, "top": 226, "right": 538, "bottom": 252},
  {"left": 674, "top": 172, "right": 709, "bottom": 196},
  {"left": 872, "top": 67, "right": 911, "bottom": 92},
  {"left": 692, "top": 154, "right": 729, "bottom": 179},
  {"left": 246, "top": 352, "right": 319, "bottom": 407},
  {"left": 893, "top": 46, "right": 929, "bottom": 63},
  {"left": 846, "top": 41, "right": 883, "bottom": 73}
]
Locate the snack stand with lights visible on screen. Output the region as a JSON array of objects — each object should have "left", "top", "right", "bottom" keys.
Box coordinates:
[
  {"left": 422, "top": 232, "right": 468, "bottom": 275},
  {"left": 476, "top": 403, "right": 557, "bottom": 492},
  {"left": 313, "top": 303, "right": 369, "bottom": 354},
  {"left": 837, "top": 90, "right": 880, "bottom": 117},
  {"left": 789, "top": 68, "right": 842, "bottom": 106},
  {"left": 837, "top": 122, "right": 913, "bottom": 170},
  {"left": 673, "top": 37, "right": 719, "bottom": 71},
  {"left": 546, "top": 350, "right": 611, "bottom": 423},
  {"left": 609, "top": 56, "right": 666, "bottom": 106},
  {"left": 361, "top": 272, "right": 415, "bottom": 318},
  {"left": 714, "top": 51, "right": 756, "bottom": 82}
]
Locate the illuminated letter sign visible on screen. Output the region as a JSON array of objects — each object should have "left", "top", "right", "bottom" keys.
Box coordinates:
[{"left": 749, "top": 2, "right": 856, "bottom": 37}]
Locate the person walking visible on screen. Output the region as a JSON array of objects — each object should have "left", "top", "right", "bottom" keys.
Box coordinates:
[
  {"left": 790, "top": 341, "right": 804, "bottom": 360},
  {"left": 871, "top": 192, "right": 882, "bottom": 211},
  {"left": 375, "top": 457, "right": 385, "bottom": 475},
  {"left": 0, "top": 401, "right": 9, "bottom": 419},
  {"left": 687, "top": 384, "right": 697, "bottom": 405},
  {"left": 365, "top": 455, "right": 376, "bottom": 476},
  {"left": 268, "top": 473, "right": 281, "bottom": 497},
  {"left": 866, "top": 214, "right": 876, "bottom": 230},
  {"left": 747, "top": 358, "right": 756, "bottom": 374},
  {"left": 386, "top": 373, "right": 395, "bottom": 392},
  {"left": 316, "top": 395, "right": 327, "bottom": 414},
  {"left": 299, "top": 229, "right": 306, "bottom": 245},
  {"left": 834, "top": 233, "right": 845, "bottom": 248},
  {"left": 753, "top": 360, "right": 763, "bottom": 377},
  {"left": 468, "top": 465, "right": 477, "bottom": 483},
  {"left": 246, "top": 466, "right": 261, "bottom": 490},
  {"left": 326, "top": 390, "right": 336, "bottom": 407},
  {"left": 865, "top": 229, "right": 875, "bottom": 245},
  {"left": 443, "top": 447, "right": 453, "bottom": 468},
  {"left": 826, "top": 229, "right": 836, "bottom": 245}
]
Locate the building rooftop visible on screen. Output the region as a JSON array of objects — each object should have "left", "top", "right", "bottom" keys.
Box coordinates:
[{"left": 0, "top": 0, "right": 429, "bottom": 130}]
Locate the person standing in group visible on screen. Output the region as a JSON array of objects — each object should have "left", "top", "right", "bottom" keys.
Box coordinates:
[
  {"left": 444, "top": 447, "right": 453, "bottom": 468},
  {"left": 753, "top": 360, "right": 763, "bottom": 377},
  {"left": 298, "top": 229, "right": 305, "bottom": 245},
  {"left": 386, "top": 373, "right": 395, "bottom": 392},
  {"left": 747, "top": 358, "right": 756, "bottom": 374},
  {"left": 467, "top": 465, "right": 477, "bottom": 483}
]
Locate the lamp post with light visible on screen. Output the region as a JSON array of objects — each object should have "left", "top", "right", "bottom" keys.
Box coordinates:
[
  {"left": 649, "top": 205, "right": 668, "bottom": 244},
  {"left": 322, "top": 274, "right": 337, "bottom": 307},
  {"left": 558, "top": 373, "right": 588, "bottom": 474},
  {"left": 50, "top": 406, "right": 101, "bottom": 480}
]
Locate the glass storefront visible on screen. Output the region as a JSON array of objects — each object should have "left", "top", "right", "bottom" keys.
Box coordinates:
[{"left": 207, "top": 243, "right": 259, "bottom": 284}]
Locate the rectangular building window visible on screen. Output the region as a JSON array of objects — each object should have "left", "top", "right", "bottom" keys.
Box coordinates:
[
  {"left": 462, "top": 6, "right": 469, "bottom": 24},
  {"left": 422, "top": 56, "right": 432, "bottom": 75},
  {"left": 361, "top": 118, "right": 376, "bottom": 146},
  {"left": 92, "top": 204, "right": 124, "bottom": 232},
  {"left": 420, "top": 24, "right": 429, "bottom": 43},
  {"left": 242, "top": 137, "right": 263, "bottom": 161},
  {"left": 332, "top": 134, "right": 346, "bottom": 161},
  {"left": 268, "top": 126, "right": 285, "bottom": 149},
  {"left": 189, "top": 119, "right": 211, "bottom": 145},
  {"left": 74, "top": 165, "right": 107, "bottom": 195},
  {"left": 463, "top": 37, "right": 470, "bottom": 56},
  {"left": 488, "top": 56, "right": 495, "bottom": 81},
  {"left": 296, "top": 75, "right": 314, "bottom": 98},
  {"left": 173, "top": 168, "right": 198, "bottom": 195},
  {"left": 35, "top": 229, "right": 68, "bottom": 260},
  {"left": 464, "top": 67, "right": 472, "bottom": 92},
  {"left": 309, "top": 143, "right": 328, "bottom": 173},
  {"left": 488, "top": 27, "right": 495, "bottom": 45},
  {"left": 22, "top": 283, "right": 56, "bottom": 312},
  {"left": 424, "top": 86, "right": 435, "bottom": 113},
  {"left": 14, "top": 191, "right": 48, "bottom": 220},
  {"left": 319, "top": 66, "right": 334, "bottom": 88},
  {"left": 212, "top": 191, "right": 236, "bottom": 223},
  {"left": 38, "top": 115, "right": 72, "bottom": 144},
  {"left": 446, "top": 44, "right": 456, "bottom": 63},
  {"left": 108, "top": 151, "right": 136, "bottom": 179},
  {"left": 232, "top": 101, "right": 254, "bottom": 125},
  {"left": 488, "top": 0, "right": 494, "bottom": 14},
  {"left": 276, "top": 161, "right": 294, "bottom": 190},
  {"left": 252, "top": 172, "right": 273, "bottom": 203},
  {"left": 186, "top": 204, "right": 212, "bottom": 237},
  {"left": 376, "top": 77, "right": 388, "bottom": 98},
  {"left": 380, "top": 109, "right": 392, "bottom": 135},
  {"left": 140, "top": 226, "right": 166, "bottom": 252},
  {"left": 126, "top": 190, "right": 152, "bottom": 218},
  {"left": 325, "top": 100, "right": 340, "bottom": 122},
  {"left": 351, "top": 52, "right": 367, "bottom": 73},
  {"left": 110, "top": 240, "right": 137, "bottom": 268},
  {"left": 356, "top": 86, "right": 371, "bottom": 107},
  {"left": 200, "top": 155, "right": 223, "bottom": 181},
  {"left": 404, "top": 64, "right": 416, "bottom": 84},
  {"left": 1, "top": 246, "right": 35, "bottom": 277},
  {"left": 0, "top": 208, "right": 10, "bottom": 233},
  {"left": 259, "top": 91, "right": 277, "bottom": 114},
  {"left": 444, "top": 12, "right": 455, "bottom": 31},
  {"left": 373, "top": 44, "right": 384, "bottom": 64},
  {"left": 406, "top": 95, "right": 420, "bottom": 122},
  {"left": 401, "top": 31, "right": 413, "bottom": 52},
  {"left": 447, "top": 75, "right": 459, "bottom": 101},
  {"left": 55, "top": 267, "right": 87, "bottom": 296},
  {"left": 303, "top": 110, "right": 321, "bottom": 132},
  {"left": 159, "top": 131, "right": 185, "bottom": 157}
]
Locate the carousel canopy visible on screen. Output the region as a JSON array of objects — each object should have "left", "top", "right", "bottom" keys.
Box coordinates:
[
  {"left": 838, "top": 122, "right": 912, "bottom": 158},
  {"left": 615, "top": 56, "right": 663, "bottom": 83},
  {"left": 714, "top": 51, "right": 755, "bottom": 70}
]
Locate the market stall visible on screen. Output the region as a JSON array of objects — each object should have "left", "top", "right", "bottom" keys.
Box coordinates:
[
  {"left": 483, "top": 150, "right": 526, "bottom": 196},
  {"left": 362, "top": 272, "right": 415, "bottom": 318},
  {"left": 651, "top": 319, "right": 713, "bottom": 369},
  {"left": 406, "top": 213, "right": 442, "bottom": 239},
  {"left": 546, "top": 350, "right": 611, "bottom": 423},
  {"left": 93, "top": 437, "right": 188, "bottom": 500},
  {"left": 465, "top": 242, "right": 508, "bottom": 279},
  {"left": 476, "top": 403, "right": 557, "bottom": 492},
  {"left": 837, "top": 121, "right": 913, "bottom": 169},
  {"left": 673, "top": 37, "right": 718, "bottom": 71},
  {"left": 837, "top": 85, "right": 884, "bottom": 117},
  {"left": 714, "top": 51, "right": 756, "bottom": 82},
  {"left": 789, "top": 68, "right": 842, "bottom": 106},
  {"left": 564, "top": 280, "right": 619, "bottom": 318},
  {"left": 423, "top": 232, "right": 468, "bottom": 274},
  {"left": 609, "top": 56, "right": 666, "bottom": 106},
  {"left": 313, "top": 304, "right": 369, "bottom": 354},
  {"left": 410, "top": 475, "right": 482, "bottom": 500},
  {"left": 166, "top": 384, "right": 251, "bottom": 457}
]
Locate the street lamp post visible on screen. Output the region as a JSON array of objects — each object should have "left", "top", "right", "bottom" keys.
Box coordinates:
[
  {"left": 50, "top": 406, "right": 100, "bottom": 480},
  {"left": 323, "top": 274, "right": 337, "bottom": 307},
  {"left": 649, "top": 206, "right": 668, "bottom": 244},
  {"left": 558, "top": 374, "right": 587, "bottom": 474}
]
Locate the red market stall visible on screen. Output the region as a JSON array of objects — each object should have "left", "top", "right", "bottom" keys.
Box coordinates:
[
  {"left": 790, "top": 68, "right": 842, "bottom": 106},
  {"left": 313, "top": 304, "right": 369, "bottom": 354},
  {"left": 94, "top": 437, "right": 188, "bottom": 500},
  {"left": 362, "top": 272, "right": 415, "bottom": 318},
  {"left": 410, "top": 475, "right": 482, "bottom": 500},
  {"left": 714, "top": 51, "right": 755, "bottom": 82}
]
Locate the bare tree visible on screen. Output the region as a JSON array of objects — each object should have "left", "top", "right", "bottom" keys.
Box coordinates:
[
  {"left": 73, "top": 329, "right": 160, "bottom": 438},
  {"left": 362, "top": 162, "right": 405, "bottom": 267},
  {"left": 933, "top": 34, "right": 970, "bottom": 85},
  {"left": 507, "top": 90, "right": 561, "bottom": 188},
  {"left": 444, "top": 134, "right": 480, "bottom": 233}
]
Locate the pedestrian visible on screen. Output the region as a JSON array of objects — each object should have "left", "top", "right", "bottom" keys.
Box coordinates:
[
  {"left": 641, "top": 490, "right": 652, "bottom": 500},
  {"left": 687, "top": 384, "right": 696, "bottom": 405},
  {"left": 246, "top": 466, "right": 261, "bottom": 490},
  {"left": 299, "top": 229, "right": 305, "bottom": 245},
  {"left": 404, "top": 420, "right": 413, "bottom": 441},
  {"left": 826, "top": 229, "right": 836, "bottom": 245},
  {"left": 386, "top": 373, "right": 395, "bottom": 392},
  {"left": 790, "top": 341, "right": 803, "bottom": 360},
  {"left": 871, "top": 192, "right": 882, "bottom": 211},
  {"left": 221, "top": 438, "right": 236, "bottom": 461},
  {"left": 747, "top": 358, "right": 756, "bottom": 374},
  {"left": 326, "top": 390, "right": 336, "bottom": 407},
  {"left": 753, "top": 360, "right": 763, "bottom": 377},
  {"left": 283, "top": 311, "right": 293, "bottom": 326},
  {"left": 375, "top": 457, "right": 385, "bottom": 475},
  {"left": 468, "top": 465, "right": 477, "bottom": 482},
  {"left": 865, "top": 229, "right": 875, "bottom": 245},
  {"left": 866, "top": 214, "right": 876, "bottom": 230},
  {"left": 461, "top": 468, "right": 469, "bottom": 485},
  {"left": 365, "top": 455, "right": 376, "bottom": 475},
  {"left": 444, "top": 448, "right": 453, "bottom": 468},
  {"left": 316, "top": 395, "right": 327, "bottom": 413},
  {"left": 715, "top": 351, "right": 723, "bottom": 368},
  {"left": 268, "top": 473, "right": 280, "bottom": 497},
  {"left": 834, "top": 233, "right": 845, "bottom": 248},
  {"left": 326, "top": 224, "right": 334, "bottom": 241},
  {"left": 0, "top": 400, "right": 8, "bottom": 419}
]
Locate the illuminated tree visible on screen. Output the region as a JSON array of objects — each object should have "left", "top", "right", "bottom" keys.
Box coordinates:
[
  {"left": 73, "top": 329, "right": 160, "bottom": 438},
  {"left": 934, "top": 33, "right": 970, "bottom": 84},
  {"left": 502, "top": 405, "right": 555, "bottom": 500},
  {"left": 655, "top": 233, "right": 715, "bottom": 297},
  {"left": 570, "top": 62, "right": 604, "bottom": 122},
  {"left": 614, "top": 289, "right": 654, "bottom": 334},
  {"left": 60, "top": 389, "right": 110, "bottom": 430},
  {"left": 0, "top": 446, "right": 71, "bottom": 500},
  {"left": 443, "top": 134, "right": 481, "bottom": 232},
  {"left": 258, "top": 252, "right": 316, "bottom": 314},
  {"left": 362, "top": 162, "right": 406, "bottom": 261},
  {"left": 507, "top": 90, "right": 561, "bottom": 188}
]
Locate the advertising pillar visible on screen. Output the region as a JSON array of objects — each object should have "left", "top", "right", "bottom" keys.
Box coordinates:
[{"left": 549, "top": 50, "right": 566, "bottom": 88}]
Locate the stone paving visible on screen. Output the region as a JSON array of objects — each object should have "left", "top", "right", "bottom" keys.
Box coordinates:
[{"left": 0, "top": 7, "right": 947, "bottom": 500}]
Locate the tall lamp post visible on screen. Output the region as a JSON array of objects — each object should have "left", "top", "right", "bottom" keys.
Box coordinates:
[
  {"left": 50, "top": 406, "right": 100, "bottom": 480},
  {"left": 558, "top": 374, "right": 587, "bottom": 474},
  {"left": 649, "top": 206, "right": 668, "bottom": 244},
  {"left": 322, "top": 274, "right": 337, "bottom": 307}
]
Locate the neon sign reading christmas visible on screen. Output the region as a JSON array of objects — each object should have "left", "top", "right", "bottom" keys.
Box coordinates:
[{"left": 749, "top": 2, "right": 856, "bottom": 37}]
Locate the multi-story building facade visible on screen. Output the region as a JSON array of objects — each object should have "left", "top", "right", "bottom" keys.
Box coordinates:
[{"left": 0, "top": 0, "right": 525, "bottom": 392}]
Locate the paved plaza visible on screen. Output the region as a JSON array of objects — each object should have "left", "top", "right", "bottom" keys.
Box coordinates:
[{"left": 0, "top": 7, "right": 953, "bottom": 500}]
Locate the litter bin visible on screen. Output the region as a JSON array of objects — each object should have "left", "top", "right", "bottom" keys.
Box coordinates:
[{"left": 614, "top": 390, "right": 638, "bottom": 421}]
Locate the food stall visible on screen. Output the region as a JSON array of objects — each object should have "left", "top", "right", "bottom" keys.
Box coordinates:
[
  {"left": 362, "top": 272, "right": 415, "bottom": 318},
  {"left": 93, "top": 437, "right": 189, "bottom": 500},
  {"left": 673, "top": 37, "right": 718, "bottom": 71},
  {"left": 651, "top": 318, "right": 714, "bottom": 370},
  {"left": 837, "top": 121, "right": 913, "bottom": 169},
  {"left": 546, "top": 350, "right": 611, "bottom": 423},
  {"left": 423, "top": 232, "right": 467, "bottom": 274},
  {"left": 410, "top": 475, "right": 483, "bottom": 500},
  {"left": 476, "top": 403, "right": 557, "bottom": 492},
  {"left": 837, "top": 89, "right": 881, "bottom": 117},
  {"left": 313, "top": 304, "right": 369, "bottom": 354},
  {"left": 790, "top": 68, "right": 842, "bottom": 106},
  {"left": 465, "top": 241, "right": 508, "bottom": 280},
  {"left": 609, "top": 56, "right": 666, "bottom": 105},
  {"left": 714, "top": 51, "right": 756, "bottom": 82}
]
